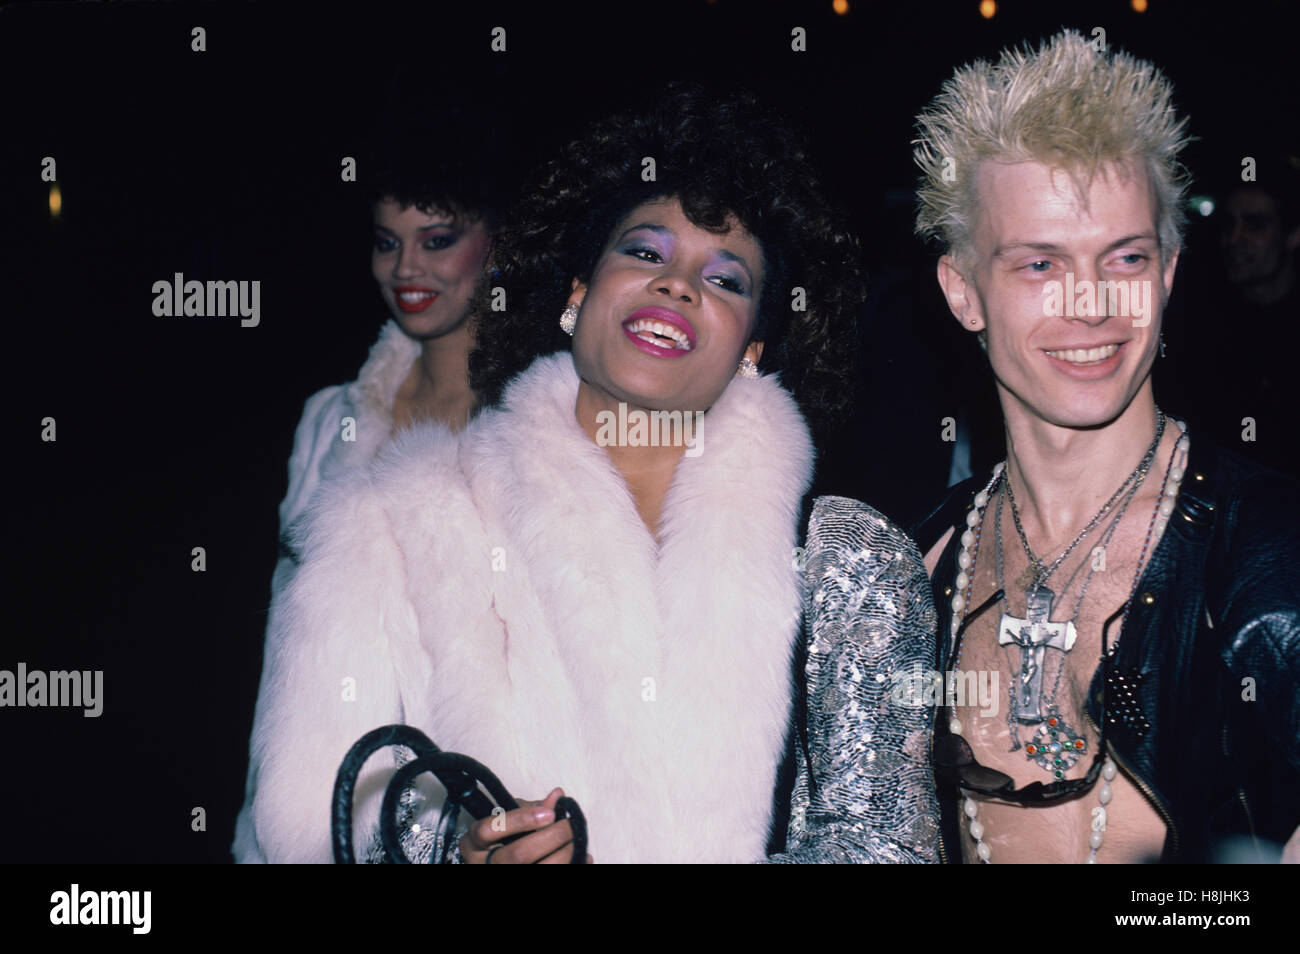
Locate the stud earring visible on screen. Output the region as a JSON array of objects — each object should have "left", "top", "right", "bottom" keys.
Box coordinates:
[
  {"left": 560, "top": 303, "right": 577, "bottom": 336},
  {"left": 736, "top": 357, "right": 759, "bottom": 379},
  {"left": 1159, "top": 334, "right": 1167, "bottom": 359}
]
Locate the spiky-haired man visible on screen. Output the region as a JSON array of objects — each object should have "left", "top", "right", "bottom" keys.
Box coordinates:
[{"left": 911, "top": 30, "right": 1299, "bottom": 864}]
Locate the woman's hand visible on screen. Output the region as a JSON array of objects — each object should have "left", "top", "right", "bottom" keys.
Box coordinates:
[{"left": 458, "top": 787, "right": 592, "bottom": 864}]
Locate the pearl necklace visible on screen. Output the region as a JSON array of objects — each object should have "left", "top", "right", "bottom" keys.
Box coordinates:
[{"left": 949, "top": 423, "right": 1189, "bottom": 864}]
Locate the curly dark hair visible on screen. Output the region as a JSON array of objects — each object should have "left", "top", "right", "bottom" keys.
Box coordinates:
[
  {"left": 363, "top": 100, "right": 516, "bottom": 230},
  {"left": 468, "top": 82, "right": 865, "bottom": 441}
]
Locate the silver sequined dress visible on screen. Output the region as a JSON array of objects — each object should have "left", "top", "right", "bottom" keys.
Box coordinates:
[
  {"left": 366, "top": 494, "right": 940, "bottom": 864},
  {"left": 767, "top": 496, "right": 941, "bottom": 862}
]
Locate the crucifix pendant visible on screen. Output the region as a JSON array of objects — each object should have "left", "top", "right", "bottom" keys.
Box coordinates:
[{"left": 997, "top": 585, "right": 1078, "bottom": 723}]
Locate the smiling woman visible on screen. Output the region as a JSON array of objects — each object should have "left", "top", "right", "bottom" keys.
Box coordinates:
[
  {"left": 249, "top": 107, "right": 516, "bottom": 601},
  {"left": 230, "top": 103, "right": 517, "bottom": 861},
  {"left": 470, "top": 82, "right": 867, "bottom": 446},
  {"left": 234, "top": 82, "right": 942, "bottom": 864}
]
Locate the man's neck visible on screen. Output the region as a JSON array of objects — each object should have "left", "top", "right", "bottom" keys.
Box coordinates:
[{"left": 1000, "top": 384, "right": 1162, "bottom": 551}]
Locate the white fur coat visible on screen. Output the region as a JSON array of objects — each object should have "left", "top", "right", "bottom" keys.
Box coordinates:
[
  {"left": 267, "top": 320, "right": 421, "bottom": 597},
  {"left": 234, "top": 350, "right": 813, "bottom": 863}
]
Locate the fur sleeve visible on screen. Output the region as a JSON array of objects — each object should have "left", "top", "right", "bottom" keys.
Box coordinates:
[
  {"left": 279, "top": 384, "right": 345, "bottom": 533},
  {"left": 236, "top": 470, "right": 412, "bottom": 863}
]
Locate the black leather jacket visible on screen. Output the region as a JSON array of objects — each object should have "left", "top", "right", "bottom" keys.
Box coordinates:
[{"left": 911, "top": 433, "right": 1300, "bottom": 863}]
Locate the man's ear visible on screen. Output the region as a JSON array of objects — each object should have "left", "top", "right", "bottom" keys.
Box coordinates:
[
  {"left": 743, "top": 340, "right": 764, "bottom": 366},
  {"left": 568, "top": 276, "right": 587, "bottom": 311},
  {"left": 1161, "top": 246, "right": 1181, "bottom": 301},
  {"left": 937, "top": 256, "right": 985, "bottom": 333}
]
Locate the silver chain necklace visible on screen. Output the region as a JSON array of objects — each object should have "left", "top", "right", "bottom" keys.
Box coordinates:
[
  {"left": 989, "top": 410, "right": 1165, "bottom": 773},
  {"left": 1004, "top": 412, "right": 1166, "bottom": 591}
]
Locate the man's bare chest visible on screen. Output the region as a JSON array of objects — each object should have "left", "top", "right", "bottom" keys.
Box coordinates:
[{"left": 944, "top": 494, "right": 1171, "bottom": 862}]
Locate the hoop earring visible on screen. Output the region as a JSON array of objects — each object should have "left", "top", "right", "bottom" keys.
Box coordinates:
[
  {"left": 560, "top": 304, "right": 577, "bottom": 336},
  {"left": 736, "top": 357, "right": 759, "bottom": 379}
]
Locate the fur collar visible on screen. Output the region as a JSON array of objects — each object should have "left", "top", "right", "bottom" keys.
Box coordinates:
[
  {"left": 318, "top": 320, "right": 421, "bottom": 486},
  {"left": 247, "top": 349, "right": 814, "bottom": 863},
  {"left": 393, "top": 351, "right": 814, "bottom": 862}
]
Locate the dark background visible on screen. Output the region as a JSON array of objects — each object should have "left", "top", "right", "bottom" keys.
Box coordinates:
[{"left": 3, "top": 0, "right": 1297, "bottom": 862}]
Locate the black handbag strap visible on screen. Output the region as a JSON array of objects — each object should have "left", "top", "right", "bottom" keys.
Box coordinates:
[{"left": 331, "top": 724, "right": 588, "bottom": 864}]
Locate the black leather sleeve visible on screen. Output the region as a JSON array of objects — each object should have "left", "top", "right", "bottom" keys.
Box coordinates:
[
  {"left": 1211, "top": 470, "right": 1300, "bottom": 779},
  {"left": 906, "top": 475, "right": 982, "bottom": 556}
]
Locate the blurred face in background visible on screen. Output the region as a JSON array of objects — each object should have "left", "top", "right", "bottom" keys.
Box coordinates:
[
  {"left": 1218, "top": 187, "right": 1298, "bottom": 291},
  {"left": 371, "top": 198, "right": 492, "bottom": 339}
]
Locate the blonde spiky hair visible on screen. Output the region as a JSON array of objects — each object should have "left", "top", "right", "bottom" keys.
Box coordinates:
[{"left": 913, "top": 29, "right": 1192, "bottom": 269}]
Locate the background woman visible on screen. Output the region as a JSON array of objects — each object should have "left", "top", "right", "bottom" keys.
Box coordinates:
[
  {"left": 266, "top": 107, "right": 515, "bottom": 596},
  {"left": 232, "top": 108, "right": 514, "bottom": 863}
]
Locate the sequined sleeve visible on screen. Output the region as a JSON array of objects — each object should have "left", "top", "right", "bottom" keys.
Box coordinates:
[{"left": 768, "top": 496, "right": 941, "bottom": 863}]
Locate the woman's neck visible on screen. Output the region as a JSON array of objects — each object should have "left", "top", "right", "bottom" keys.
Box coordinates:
[
  {"left": 393, "top": 320, "right": 478, "bottom": 432},
  {"left": 574, "top": 382, "right": 688, "bottom": 546}
]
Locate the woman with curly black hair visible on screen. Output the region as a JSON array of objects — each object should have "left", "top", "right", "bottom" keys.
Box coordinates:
[
  {"left": 260, "top": 103, "right": 515, "bottom": 597},
  {"left": 469, "top": 85, "right": 862, "bottom": 447},
  {"left": 232, "top": 102, "right": 515, "bottom": 863},
  {"left": 236, "top": 83, "right": 941, "bottom": 864}
]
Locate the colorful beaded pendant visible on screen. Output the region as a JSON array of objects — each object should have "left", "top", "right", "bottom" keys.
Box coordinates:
[{"left": 1024, "top": 711, "right": 1087, "bottom": 777}]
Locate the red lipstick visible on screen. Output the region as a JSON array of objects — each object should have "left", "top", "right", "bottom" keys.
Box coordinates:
[{"left": 393, "top": 285, "right": 439, "bottom": 314}]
